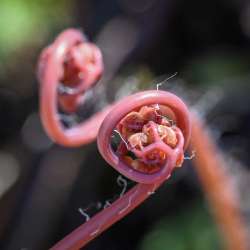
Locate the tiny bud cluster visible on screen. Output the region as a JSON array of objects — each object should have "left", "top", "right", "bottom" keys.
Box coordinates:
[{"left": 116, "top": 105, "right": 184, "bottom": 173}]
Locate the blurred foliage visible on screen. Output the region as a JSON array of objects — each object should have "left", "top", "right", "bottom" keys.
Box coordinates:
[
  {"left": 111, "top": 65, "right": 155, "bottom": 100},
  {"left": 140, "top": 201, "right": 221, "bottom": 250},
  {"left": 184, "top": 53, "right": 250, "bottom": 86},
  {"left": 0, "top": 0, "right": 72, "bottom": 58}
]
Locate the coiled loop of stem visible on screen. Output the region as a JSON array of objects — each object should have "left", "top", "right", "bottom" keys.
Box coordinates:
[
  {"left": 51, "top": 90, "right": 191, "bottom": 250},
  {"left": 38, "top": 29, "right": 112, "bottom": 146},
  {"left": 98, "top": 90, "right": 191, "bottom": 184}
]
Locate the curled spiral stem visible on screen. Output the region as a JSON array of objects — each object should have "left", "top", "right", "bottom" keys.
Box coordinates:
[
  {"left": 50, "top": 90, "right": 191, "bottom": 249},
  {"left": 38, "top": 28, "right": 112, "bottom": 147}
]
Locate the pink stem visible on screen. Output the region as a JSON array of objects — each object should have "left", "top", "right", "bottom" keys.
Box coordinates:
[
  {"left": 97, "top": 90, "right": 190, "bottom": 183},
  {"left": 39, "top": 29, "right": 112, "bottom": 146},
  {"left": 39, "top": 30, "right": 191, "bottom": 250},
  {"left": 190, "top": 114, "right": 248, "bottom": 250},
  {"left": 51, "top": 181, "right": 163, "bottom": 250},
  {"left": 50, "top": 90, "right": 190, "bottom": 249},
  {"left": 40, "top": 101, "right": 113, "bottom": 146}
]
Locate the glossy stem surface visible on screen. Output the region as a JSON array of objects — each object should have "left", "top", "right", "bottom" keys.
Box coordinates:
[
  {"left": 50, "top": 90, "right": 189, "bottom": 250},
  {"left": 50, "top": 176, "right": 172, "bottom": 250},
  {"left": 41, "top": 101, "right": 113, "bottom": 146},
  {"left": 98, "top": 90, "right": 190, "bottom": 184}
]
